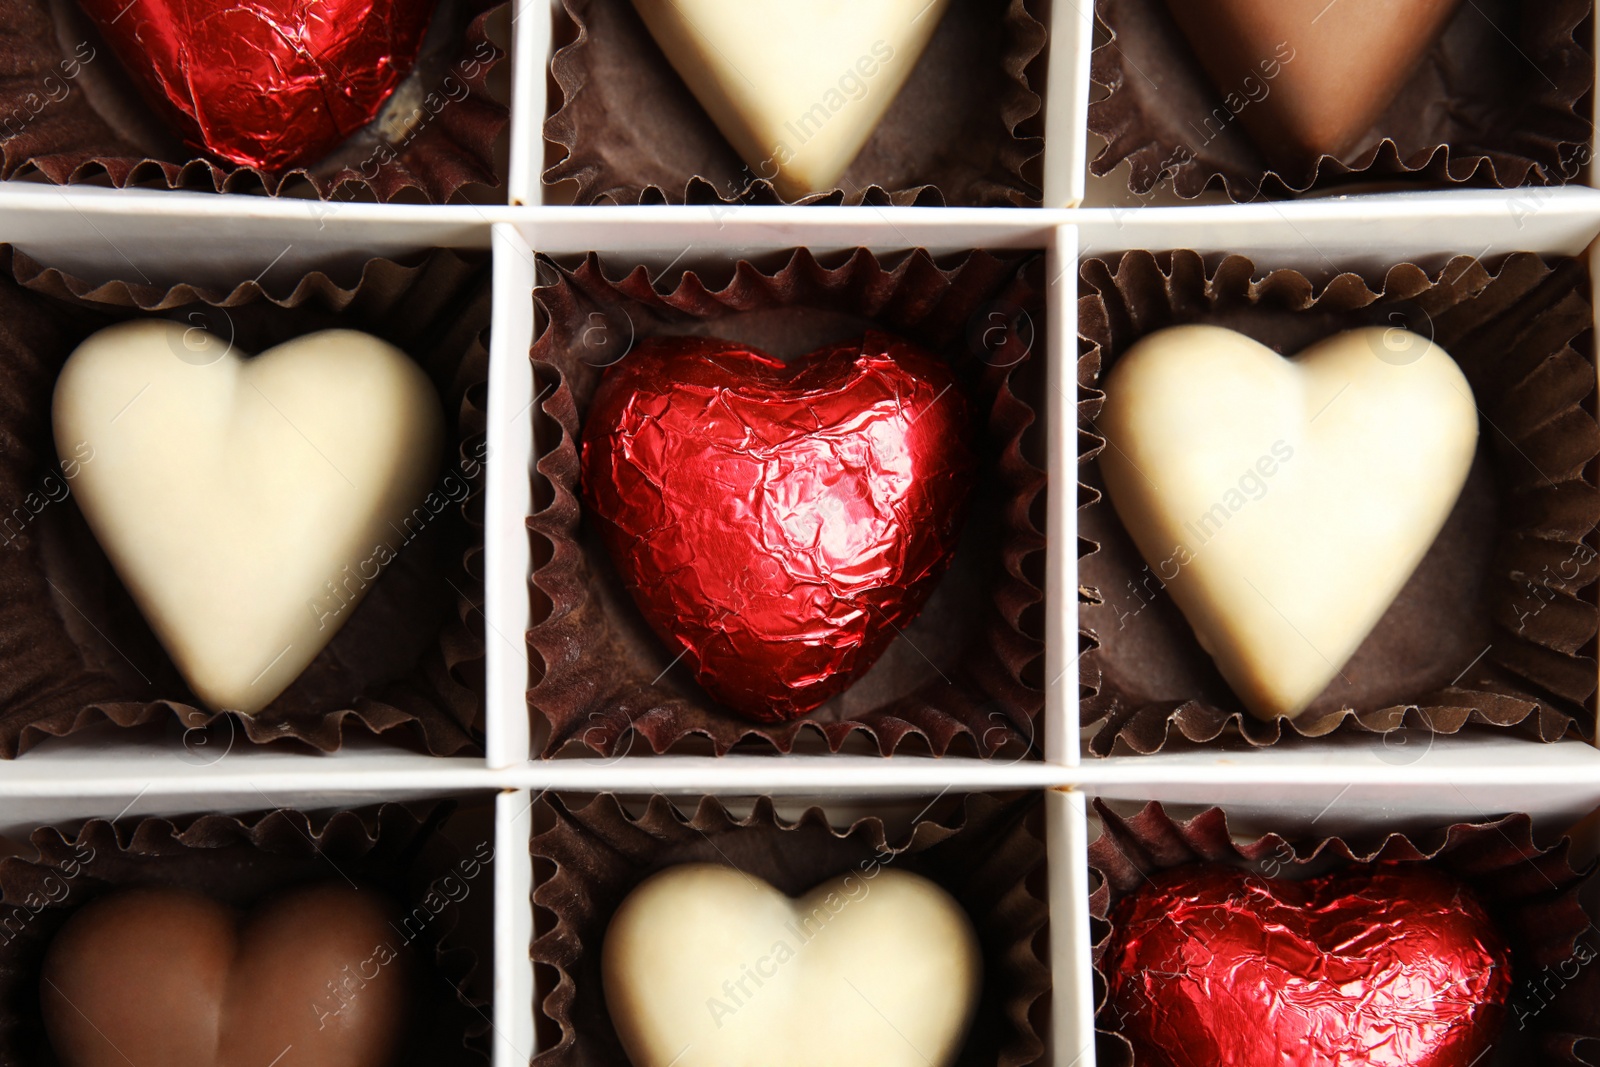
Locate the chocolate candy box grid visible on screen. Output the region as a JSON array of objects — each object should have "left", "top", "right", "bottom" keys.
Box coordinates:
[{"left": 0, "top": 3, "right": 1598, "bottom": 1066}]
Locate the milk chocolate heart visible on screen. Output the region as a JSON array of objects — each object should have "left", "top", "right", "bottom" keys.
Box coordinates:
[
  {"left": 75, "top": 0, "right": 435, "bottom": 170},
  {"left": 603, "top": 864, "right": 982, "bottom": 1067},
  {"left": 628, "top": 0, "right": 952, "bottom": 198},
  {"left": 1096, "top": 325, "right": 1478, "bottom": 720},
  {"left": 1106, "top": 864, "right": 1512, "bottom": 1067},
  {"left": 41, "top": 884, "right": 414, "bottom": 1067},
  {"left": 1161, "top": 0, "right": 1463, "bottom": 163},
  {"left": 53, "top": 321, "right": 444, "bottom": 714},
  {"left": 580, "top": 333, "right": 974, "bottom": 722}
]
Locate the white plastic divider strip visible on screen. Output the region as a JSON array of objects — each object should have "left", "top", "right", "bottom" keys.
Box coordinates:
[
  {"left": 1, "top": 737, "right": 1598, "bottom": 808},
  {"left": 1594, "top": 12, "right": 1600, "bottom": 163},
  {"left": 1046, "top": 224, "right": 1079, "bottom": 766},
  {"left": 1051, "top": 788, "right": 1097, "bottom": 1067},
  {"left": 2, "top": 189, "right": 1597, "bottom": 286},
  {"left": 1594, "top": 239, "right": 1600, "bottom": 734},
  {"left": 1075, "top": 734, "right": 1600, "bottom": 787},
  {"left": 494, "top": 789, "right": 538, "bottom": 1067},
  {"left": 1078, "top": 716, "right": 1600, "bottom": 836},
  {"left": 0, "top": 749, "right": 490, "bottom": 827},
  {"left": 0, "top": 736, "right": 1597, "bottom": 803},
  {"left": 508, "top": 0, "right": 557, "bottom": 206},
  {"left": 0, "top": 183, "right": 495, "bottom": 284},
  {"left": 1044, "top": 0, "right": 1095, "bottom": 209},
  {"left": 498, "top": 190, "right": 1600, "bottom": 260},
  {"left": 1595, "top": 240, "right": 1600, "bottom": 734},
  {"left": 514, "top": 206, "right": 1071, "bottom": 259},
  {"left": 503, "top": 754, "right": 1075, "bottom": 794},
  {"left": 1073, "top": 187, "right": 1600, "bottom": 262},
  {"left": 487, "top": 224, "right": 539, "bottom": 768}
]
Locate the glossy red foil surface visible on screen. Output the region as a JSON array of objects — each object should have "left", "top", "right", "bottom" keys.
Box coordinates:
[
  {"left": 1106, "top": 864, "right": 1512, "bottom": 1067},
  {"left": 580, "top": 333, "right": 975, "bottom": 723},
  {"left": 76, "top": 0, "right": 434, "bottom": 171}
]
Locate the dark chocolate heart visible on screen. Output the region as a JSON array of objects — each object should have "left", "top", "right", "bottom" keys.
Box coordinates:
[
  {"left": 74, "top": 0, "right": 435, "bottom": 170},
  {"left": 41, "top": 884, "right": 414, "bottom": 1067},
  {"left": 1161, "top": 0, "right": 1463, "bottom": 163},
  {"left": 580, "top": 332, "right": 975, "bottom": 722},
  {"left": 1106, "top": 863, "right": 1511, "bottom": 1067}
]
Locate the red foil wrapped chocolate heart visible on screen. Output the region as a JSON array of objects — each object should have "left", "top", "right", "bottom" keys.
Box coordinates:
[
  {"left": 580, "top": 333, "right": 974, "bottom": 722},
  {"left": 75, "top": 0, "right": 435, "bottom": 171},
  {"left": 1106, "top": 864, "right": 1512, "bottom": 1067}
]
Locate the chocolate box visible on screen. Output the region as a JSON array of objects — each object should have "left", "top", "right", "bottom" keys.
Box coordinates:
[{"left": 0, "top": 0, "right": 1593, "bottom": 1064}]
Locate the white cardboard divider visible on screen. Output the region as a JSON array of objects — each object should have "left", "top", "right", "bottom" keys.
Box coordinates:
[
  {"left": 1044, "top": 0, "right": 1095, "bottom": 209},
  {"left": 1074, "top": 186, "right": 1600, "bottom": 261},
  {"left": 1079, "top": 736, "right": 1600, "bottom": 844},
  {"left": 1050, "top": 789, "right": 1097, "bottom": 1067},
  {"left": 495, "top": 789, "right": 537, "bottom": 1067},
  {"left": 1046, "top": 225, "right": 1080, "bottom": 767},
  {"left": 487, "top": 224, "right": 538, "bottom": 769},
  {"left": 0, "top": 183, "right": 496, "bottom": 284},
  {"left": 507, "top": 0, "right": 558, "bottom": 207},
  {"left": 517, "top": 205, "right": 1071, "bottom": 257},
  {"left": 500, "top": 754, "right": 1073, "bottom": 795}
]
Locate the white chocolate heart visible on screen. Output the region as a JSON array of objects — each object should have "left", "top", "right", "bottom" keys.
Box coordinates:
[
  {"left": 1097, "top": 325, "right": 1479, "bottom": 720},
  {"left": 602, "top": 864, "right": 981, "bottom": 1067},
  {"left": 628, "top": 0, "right": 951, "bottom": 199},
  {"left": 53, "top": 321, "right": 443, "bottom": 714}
]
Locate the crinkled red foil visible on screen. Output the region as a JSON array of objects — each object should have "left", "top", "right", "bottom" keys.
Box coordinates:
[
  {"left": 579, "top": 333, "right": 975, "bottom": 723},
  {"left": 1106, "top": 864, "right": 1512, "bottom": 1067},
  {"left": 75, "top": 0, "right": 434, "bottom": 171}
]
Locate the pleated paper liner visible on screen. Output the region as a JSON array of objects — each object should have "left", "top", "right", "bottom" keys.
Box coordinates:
[
  {"left": 0, "top": 0, "right": 507, "bottom": 200},
  {"left": 1088, "top": 800, "right": 1597, "bottom": 1066},
  {"left": 0, "top": 802, "right": 491, "bottom": 1064},
  {"left": 529, "top": 247, "right": 1047, "bottom": 758},
  {"left": 1088, "top": 0, "right": 1593, "bottom": 201},
  {"left": 1545, "top": 868, "right": 1600, "bottom": 1066},
  {"left": 0, "top": 245, "right": 487, "bottom": 757},
  {"left": 543, "top": 0, "right": 1046, "bottom": 206},
  {"left": 530, "top": 793, "right": 1050, "bottom": 1067},
  {"left": 1078, "top": 250, "right": 1599, "bottom": 756}
]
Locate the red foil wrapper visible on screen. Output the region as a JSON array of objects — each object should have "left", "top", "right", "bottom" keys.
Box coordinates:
[
  {"left": 580, "top": 333, "right": 975, "bottom": 723},
  {"left": 75, "top": 0, "right": 435, "bottom": 171},
  {"left": 1106, "top": 864, "right": 1512, "bottom": 1067}
]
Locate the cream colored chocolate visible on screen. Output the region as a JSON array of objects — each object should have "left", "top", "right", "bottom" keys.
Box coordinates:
[
  {"left": 1097, "top": 325, "right": 1478, "bottom": 720},
  {"left": 628, "top": 0, "right": 951, "bottom": 199},
  {"left": 53, "top": 321, "right": 443, "bottom": 714},
  {"left": 602, "top": 864, "right": 981, "bottom": 1067}
]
